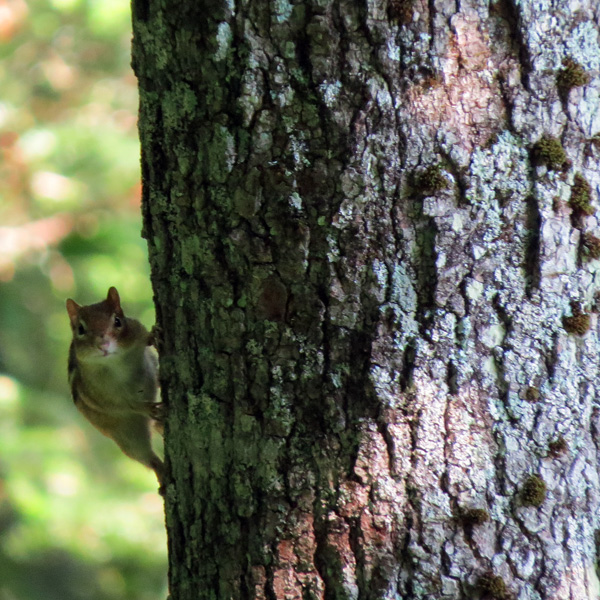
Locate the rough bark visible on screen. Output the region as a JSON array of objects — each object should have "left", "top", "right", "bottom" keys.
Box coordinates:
[{"left": 132, "top": 0, "right": 600, "bottom": 598}]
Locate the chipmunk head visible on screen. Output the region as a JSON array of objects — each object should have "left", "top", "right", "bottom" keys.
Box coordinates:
[{"left": 66, "top": 287, "right": 127, "bottom": 360}]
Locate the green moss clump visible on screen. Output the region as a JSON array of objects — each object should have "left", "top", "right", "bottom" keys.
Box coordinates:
[
  {"left": 557, "top": 57, "right": 590, "bottom": 95},
  {"left": 388, "top": 0, "right": 414, "bottom": 24},
  {"left": 562, "top": 311, "right": 591, "bottom": 335},
  {"left": 478, "top": 573, "right": 507, "bottom": 599},
  {"left": 421, "top": 72, "right": 441, "bottom": 91},
  {"left": 548, "top": 436, "right": 568, "bottom": 457},
  {"left": 521, "top": 474, "right": 546, "bottom": 507},
  {"left": 416, "top": 164, "right": 448, "bottom": 194},
  {"left": 581, "top": 233, "right": 600, "bottom": 260},
  {"left": 524, "top": 386, "right": 540, "bottom": 402},
  {"left": 461, "top": 507, "right": 490, "bottom": 526},
  {"left": 569, "top": 173, "right": 594, "bottom": 216},
  {"left": 532, "top": 136, "right": 568, "bottom": 171}
]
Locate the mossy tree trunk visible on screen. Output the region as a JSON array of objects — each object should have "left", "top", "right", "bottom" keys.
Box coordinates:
[{"left": 132, "top": 0, "right": 600, "bottom": 598}]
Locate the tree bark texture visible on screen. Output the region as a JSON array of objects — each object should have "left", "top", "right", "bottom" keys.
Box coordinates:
[{"left": 132, "top": 0, "right": 600, "bottom": 598}]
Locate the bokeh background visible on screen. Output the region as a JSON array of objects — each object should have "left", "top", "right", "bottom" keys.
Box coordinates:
[{"left": 0, "top": 0, "right": 168, "bottom": 598}]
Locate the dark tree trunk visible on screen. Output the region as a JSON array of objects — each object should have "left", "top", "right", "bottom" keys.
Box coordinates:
[{"left": 132, "top": 0, "right": 600, "bottom": 598}]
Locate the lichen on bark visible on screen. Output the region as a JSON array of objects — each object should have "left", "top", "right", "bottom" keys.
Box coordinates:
[{"left": 132, "top": 0, "right": 600, "bottom": 598}]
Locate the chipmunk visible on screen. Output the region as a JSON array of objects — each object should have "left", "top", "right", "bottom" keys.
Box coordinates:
[{"left": 66, "top": 287, "right": 164, "bottom": 487}]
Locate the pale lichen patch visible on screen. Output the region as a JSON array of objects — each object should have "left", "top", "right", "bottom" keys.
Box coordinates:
[
  {"left": 318, "top": 80, "right": 342, "bottom": 107},
  {"left": 565, "top": 21, "right": 600, "bottom": 71},
  {"left": 467, "top": 132, "right": 530, "bottom": 210},
  {"left": 273, "top": 0, "right": 293, "bottom": 23},
  {"left": 215, "top": 22, "right": 232, "bottom": 62}
]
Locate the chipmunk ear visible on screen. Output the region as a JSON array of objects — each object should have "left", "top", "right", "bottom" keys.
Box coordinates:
[
  {"left": 66, "top": 298, "right": 81, "bottom": 326},
  {"left": 106, "top": 287, "right": 122, "bottom": 312}
]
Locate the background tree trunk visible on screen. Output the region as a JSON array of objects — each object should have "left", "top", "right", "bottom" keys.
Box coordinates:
[{"left": 132, "top": 0, "right": 600, "bottom": 598}]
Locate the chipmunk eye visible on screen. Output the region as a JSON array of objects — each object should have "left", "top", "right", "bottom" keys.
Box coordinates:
[
  {"left": 114, "top": 316, "right": 122, "bottom": 328},
  {"left": 78, "top": 324, "right": 85, "bottom": 336}
]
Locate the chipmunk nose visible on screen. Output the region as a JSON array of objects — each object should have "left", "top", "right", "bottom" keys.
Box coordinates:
[{"left": 98, "top": 337, "right": 117, "bottom": 355}]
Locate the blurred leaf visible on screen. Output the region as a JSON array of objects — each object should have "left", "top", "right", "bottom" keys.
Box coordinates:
[{"left": 0, "top": 0, "right": 167, "bottom": 598}]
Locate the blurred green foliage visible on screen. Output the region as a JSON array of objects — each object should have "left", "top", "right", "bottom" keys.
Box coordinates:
[{"left": 0, "top": 0, "right": 167, "bottom": 598}]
